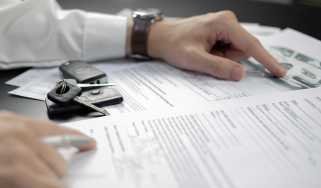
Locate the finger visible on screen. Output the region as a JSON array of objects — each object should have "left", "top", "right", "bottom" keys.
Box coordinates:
[
  {"left": 229, "top": 23, "right": 286, "bottom": 77},
  {"left": 248, "top": 40, "right": 286, "bottom": 77},
  {"left": 188, "top": 48, "right": 245, "bottom": 80}
]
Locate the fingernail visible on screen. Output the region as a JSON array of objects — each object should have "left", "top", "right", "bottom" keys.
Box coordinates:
[
  {"left": 277, "top": 66, "right": 287, "bottom": 77},
  {"left": 231, "top": 66, "right": 245, "bottom": 81}
]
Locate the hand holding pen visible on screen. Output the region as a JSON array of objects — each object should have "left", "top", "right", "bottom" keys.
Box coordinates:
[{"left": 0, "top": 112, "right": 96, "bottom": 188}]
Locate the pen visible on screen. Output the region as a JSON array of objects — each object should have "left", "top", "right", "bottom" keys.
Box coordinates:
[{"left": 42, "top": 135, "right": 94, "bottom": 148}]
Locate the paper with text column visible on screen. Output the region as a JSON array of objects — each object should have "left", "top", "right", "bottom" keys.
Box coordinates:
[{"left": 63, "top": 87, "right": 321, "bottom": 188}]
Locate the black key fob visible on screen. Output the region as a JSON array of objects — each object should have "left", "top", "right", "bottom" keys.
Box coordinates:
[
  {"left": 59, "top": 61, "right": 107, "bottom": 83},
  {"left": 47, "top": 81, "right": 81, "bottom": 104},
  {"left": 46, "top": 88, "right": 123, "bottom": 119}
]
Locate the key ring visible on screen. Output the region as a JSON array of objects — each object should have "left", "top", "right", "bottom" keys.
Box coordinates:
[{"left": 56, "top": 80, "right": 69, "bottom": 94}]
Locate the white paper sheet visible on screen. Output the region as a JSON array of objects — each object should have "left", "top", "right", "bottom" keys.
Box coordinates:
[
  {"left": 263, "top": 28, "right": 321, "bottom": 62},
  {"left": 63, "top": 87, "right": 321, "bottom": 188},
  {"left": 102, "top": 61, "right": 292, "bottom": 114},
  {"left": 6, "top": 67, "right": 57, "bottom": 87},
  {"left": 8, "top": 68, "right": 60, "bottom": 100}
]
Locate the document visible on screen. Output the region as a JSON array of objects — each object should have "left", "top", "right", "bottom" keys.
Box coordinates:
[
  {"left": 102, "top": 61, "right": 291, "bottom": 114},
  {"left": 8, "top": 68, "right": 61, "bottom": 100},
  {"left": 6, "top": 67, "right": 58, "bottom": 87},
  {"left": 264, "top": 28, "right": 321, "bottom": 61},
  {"left": 241, "top": 23, "right": 281, "bottom": 40},
  {"left": 63, "top": 87, "right": 321, "bottom": 188}
]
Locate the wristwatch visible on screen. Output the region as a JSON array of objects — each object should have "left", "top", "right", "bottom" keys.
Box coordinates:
[{"left": 131, "top": 9, "right": 164, "bottom": 59}]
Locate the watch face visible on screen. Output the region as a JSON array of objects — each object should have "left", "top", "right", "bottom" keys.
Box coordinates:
[{"left": 133, "top": 9, "right": 163, "bottom": 21}]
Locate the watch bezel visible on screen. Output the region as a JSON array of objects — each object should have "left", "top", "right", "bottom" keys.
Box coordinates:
[{"left": 132, "top": 9, "right": 164, "bottom": 22}]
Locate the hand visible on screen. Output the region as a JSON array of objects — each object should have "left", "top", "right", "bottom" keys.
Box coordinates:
[
  {"left": 148, "top": 11, "right": 286, "bottom": 81},
  {"left": 0, "top": 112, "right": 96, "bottom": 188}
]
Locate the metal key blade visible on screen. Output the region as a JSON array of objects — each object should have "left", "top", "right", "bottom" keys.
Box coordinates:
[
  {"left": 74, "top": 97, "right": 110, "bottom": 116},
  {"left": 77, "top": 83, "right": 116, "bottom": 88}
]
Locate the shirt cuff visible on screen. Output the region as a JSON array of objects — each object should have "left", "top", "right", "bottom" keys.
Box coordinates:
[{"left": 83, "top": 12, "right": 127, "bottom": 61}]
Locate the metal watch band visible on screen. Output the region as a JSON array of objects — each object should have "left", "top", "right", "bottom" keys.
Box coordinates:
[{"left": 131, "top": 16, "right": 152, "bottom": 57}]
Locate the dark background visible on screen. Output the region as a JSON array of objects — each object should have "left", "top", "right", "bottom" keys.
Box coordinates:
[
  {"left": 1, "top": 0, "right": 320, "bottom": 120},
  {"left": 58, "top": 0, "right": 321, "bottom": 40}
]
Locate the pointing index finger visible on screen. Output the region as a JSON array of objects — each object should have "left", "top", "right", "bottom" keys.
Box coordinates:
[
  {"left": 230, "top": 24, "right": 287, "bottom": 77},
  {"left": 248, "top": 38, "right": 287, "bottom": 77}
]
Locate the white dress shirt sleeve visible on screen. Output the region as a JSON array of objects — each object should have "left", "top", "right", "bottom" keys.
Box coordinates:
[{"left": 0, "top": 0, "right": 128, "bottom": 69}]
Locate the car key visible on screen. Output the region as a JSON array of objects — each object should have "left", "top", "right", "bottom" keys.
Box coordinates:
[
  {"left": 59, "top": 61, "right": 107, "bottom": 83},
  {"left": 46, "top": 87, "right": 123, "bottom": 118},
  {"left": 48, "top": 80, "right": 110, "bottom": 115},
  {"left": 47, "top": 80, "right": 110, "bottom": 116}
]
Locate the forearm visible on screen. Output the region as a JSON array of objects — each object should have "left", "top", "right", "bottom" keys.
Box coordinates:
[{"left": 0, "top": 0, "right": 127, "bottom": 69}]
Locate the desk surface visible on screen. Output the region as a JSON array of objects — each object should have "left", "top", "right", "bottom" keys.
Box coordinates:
[{"left": 1, "top": 0, "right": 320, "bottom": 120}]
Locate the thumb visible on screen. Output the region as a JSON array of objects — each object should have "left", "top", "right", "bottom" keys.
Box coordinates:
[{"left": 189, "top": 49, "right": 246, "bottom": 80}]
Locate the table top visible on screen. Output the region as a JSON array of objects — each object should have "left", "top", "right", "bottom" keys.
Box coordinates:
[{"left": 1, "top": 0, "right": 320, "bottom": 121}]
